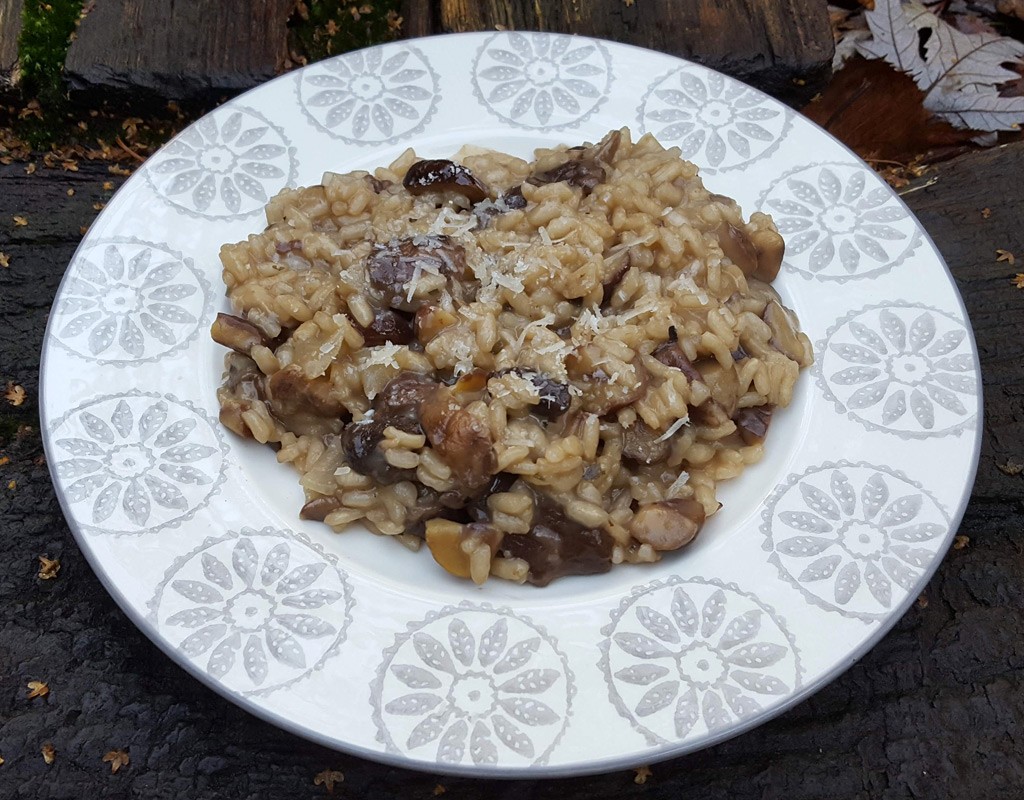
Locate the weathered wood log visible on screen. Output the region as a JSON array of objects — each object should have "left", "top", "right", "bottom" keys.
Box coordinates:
[
  {"left": 0, "top": 0, "right": 22, "bottom": 83},
  {"left": 0, "top": 142, "right": 1021, "bottom": 796},
  {"left": 63, "top": 0, "right": 295, "bottom": 101},
  {"left": 439, "top": 0, "right": 835, "bottom": 102}
]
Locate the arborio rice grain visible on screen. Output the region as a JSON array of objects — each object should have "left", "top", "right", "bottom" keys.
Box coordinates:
[{"left": 212, "top": 129, "right": 813, "bottom": 586}]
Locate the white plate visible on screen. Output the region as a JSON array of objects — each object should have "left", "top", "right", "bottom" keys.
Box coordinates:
[{"left": 40, "top": 32, "right": 982, "bottom": 777}]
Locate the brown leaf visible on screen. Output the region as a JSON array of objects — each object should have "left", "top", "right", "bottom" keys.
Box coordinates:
[
  {"left": 24, "top": 162, "right": 36, "bottom": 175},
  {"left": 998, "top": 458, "right": 1024, "bottom": 474},
  {"left": 634, "top": 764, "right": 653, "bottom": 785},
  {"left": 982, "top": 207, "right": 992, "bottom": 218},
  {"left": 102, "top": 749, "right": 129, "bottom": 773},
  {"left": 953, "top": 535, "right": 970, "bottom": 550},
  {"left": 802, "top": 57, "right": 978, "bottom": 163},
  {"left": 997, "top": 249, "right": 1016, "bottom": 265},
  {"left": 12, "top": 215, "right": 28, "bottom": 227},
  {"left": 433, "top": 785, "right": 447, "bottom": 796},
  {"left": 0, "top": 252, "right": 8, "bottom": 268},
  {"left": 1012, "top": 274, "right": 1024, "bottom": 289},
  {"left": 41, "top": 743, "right": 55, "bottom": 764},
  {"left": 38, "top": 556, "right": 61, "bottom": 580},
  {"left": 5, "top": 383, "right": 26, "bottom": 406},
  {"left": 997, "top": 0, "right": 1024, "bottom": 21},
  {"left": 313, "top": 769, "right": 344, "bottom": 793},
  {"left": 27, "top": 681, "right": 49, "bottom": 699}
]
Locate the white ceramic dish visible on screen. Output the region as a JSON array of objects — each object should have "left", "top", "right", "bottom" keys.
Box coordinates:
[{"left": 40, "top": 32, "right": 982, "bottom": 777}]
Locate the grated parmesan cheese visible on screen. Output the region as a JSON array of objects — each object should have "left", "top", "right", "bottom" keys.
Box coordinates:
[
  {"left": 666, "top": 469, "right": 691, "bottom": 499},
  {"left": 656, "top": 415, "right": 690, "bottom": 442},
  {"left": 364, "top": 342, "right": 404, "bottom": 369}
]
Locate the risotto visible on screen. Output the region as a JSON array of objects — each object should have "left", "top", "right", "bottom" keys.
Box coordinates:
[{"left": 212, "top": 129, "right": 813, "bottom": 586}]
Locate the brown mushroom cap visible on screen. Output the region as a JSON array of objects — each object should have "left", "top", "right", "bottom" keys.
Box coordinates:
[
  {"left": 565, "top": 345, "right": 649, "bottom": 416},
  {"left": 403, "top": 159, "right": 489, "bottom": 204},
  {"left": 628, "top": 498, "right": 706, "bottom": 551},
  {"left": 211, "top": 313, "right": 265, "bottom": 355},
  {"left": 419, "top": 388, "right": 496, "bottom": 493}
]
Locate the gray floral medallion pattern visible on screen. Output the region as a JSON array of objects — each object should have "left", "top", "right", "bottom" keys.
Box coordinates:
[
  {"left": 758, "top": 163, "right": 921, "bottom": 281},
  {"left": 599, "top": 577, "right": 800, "bottom": 747},
  {"left": 637, "top": 67, "right": 791, "bottom": 173},
  {"left": 49, "top": 392, "right": 227, "bottom": 535},
  {"left": 816, "top": 303, "right": 977, "bottom": 438},
  {"left": 145, "top": 106, "right": 297, "bottom": 219},
  {"left": 53, "top": 239, "right": 209, "bottom": 365},
  {"left": 296, "top": 44, "right": 440, "bottom": 144},
  {"left": 371, "top": 605, "right": 574, "bottom": 767},
  {"left": 761, "top": 462, "right": 950, "bottom": 620},
  {"left": 149, "top": 527, "right": 354, "bottom": 696},
  {"left": 471, "top": 33, "right": 612, "bottom": 129}
]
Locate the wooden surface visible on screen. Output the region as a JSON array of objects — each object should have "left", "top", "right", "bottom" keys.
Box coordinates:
[
  {"left": 439, "top": 0, "right": 834, "bottom": 101},
  {"left": 0, "top": 0, "right": 22, "bottom": 79},
  {"left": 1, "top": 139, "right": 1022, "bottom": 797},
  {"left": 52, "top": 0, "right": 833, "bottom": 103},
  {"left": 63, "top": 0, "right": 295, "bottom": 100}
]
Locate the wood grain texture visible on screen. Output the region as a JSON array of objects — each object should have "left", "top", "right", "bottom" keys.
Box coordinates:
[
  {"left": 400, "top": 0, "right": 434, "bottom": 39},
  {"left": 0, "top": 0, "right": 23, "bottom": 77},
  {"left": 63, "top": 0, "right": 294, "bottom": 100},
  {"left": 0, "top": 143, "right": 1021, "bottom": 798},
  {"left": 438, "top": 0, "right": 835, "bottom": 101}
]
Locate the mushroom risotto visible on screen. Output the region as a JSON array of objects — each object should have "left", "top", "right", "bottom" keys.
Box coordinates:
[{"left": 212, "top": 129, "right": 813, "bottom": 586}]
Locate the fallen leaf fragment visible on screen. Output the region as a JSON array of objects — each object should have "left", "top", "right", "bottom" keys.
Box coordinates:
[
  {"left": 27, "top": 681, "right": 49, "bottom": 699},
  {"left": 998, "top": 459, "right": 1024, "bottom": 475},
  {"left": 0, "top": 755, "right": 4, "bottom": 765},
  {"left": 981, "top": 207, "right": 991, "bottom": 219},
  {"left": 5, "top": 383, "right": 26, "bottom": 406},
  {"left": 67, "top": 188, "right": 75, "bottom": 197},
  {"left": 634, "top": 764, "right": 653, "bottom": 784},
  {"left": 25, "top": 162, "right": 36, "bottom": 175},
  {"left": 997, "top": 249, "right": 1016, "bottom": 265},
  {"left": 0, "top": 252, "right": 8, "bottom": 268},
  {"left": 102, "top": 180, "right": 113, "bottom": 190},
  {"left": 0, "top": 456, "right": 8, "bottom": 466},
  {"left": 917, "top": 594, "right": 929, "bottom": 609},
  {"left": 433, "top": 785, "right": 447, "bottom": 796},
  {"left": 314, "top": 769, "right": 344, "bottom": 793},
  {"left": 8, "top": 480, "right": 16, "bottom": 490},
  {"left": 13, "top": 215, "right": 28, "bottom": 226},
  {"left": 1013, "top": 274, "right": 1024, "bottom": 289},
  {"left": 41, "top": 743, "right": 55, "bottom": 764},
  {"left": 802, "top": 58, "right": 975, "bottom": 163},
  {"left": 102, "top": 749, "right": 129, "bottom": 773},
  {"left": 38, "top": 556, "right": 61, "bottom": 580},
  {"left": 953, "top": 535, "right": 970, "bottom": 550}
]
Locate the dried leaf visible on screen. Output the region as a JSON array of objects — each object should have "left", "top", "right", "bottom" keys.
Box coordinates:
[
  {"left": 982, "top": 207, "right": 992, "bottom": 218},
  {"left": 802, "top": 57, "right": 975, "bottom": 161},
  {"left": 41, "top": 743, "right": 55, "bottom": 764},
  {"left": 27, "top": 681, "right": 49, "bottom": 699},
  {"left": 0, "top": 252, "right": 8, "bottom": 268},
  {"left": 102, "top": 749, "right": 129, "bottom": 773},
  {"left": 12, "top": 216, "right": 28, "bottom": 226},
  {"left": 996, "top": 249, "right": 1016, "bottom": 265},
  {"left": 998, "top": 458, "right": 1024, "bottom": 474},
  {"left": 857, "top": 0, "right": 1024, "bottom": 131},
  {"left": 433, "top": 785, "right": 447, "bottom": 796},
  {"left": 313, "top": 769, "right": 344, "bottom": 793},
  {"left": 5, "top": 383, "right": 26, "bottom": 406},
  {"left": 634, "top": 764, "right": 653, "bottom": 784},
  {"left": 38, "top": 556, "right": 61, "bottom": 580},
  {"left": 953, "top": 535, "right": 970, "bottom": 549}
]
